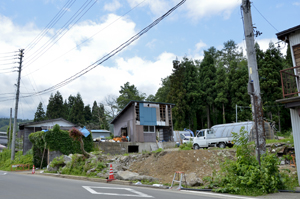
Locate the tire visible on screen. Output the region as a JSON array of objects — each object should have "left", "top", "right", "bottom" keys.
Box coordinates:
[
  {"left": 193, "top": 144, "right": 200, "bottom": 150},
  {"left": 218, "top": 143, "right": 226, "bottom": 149}
]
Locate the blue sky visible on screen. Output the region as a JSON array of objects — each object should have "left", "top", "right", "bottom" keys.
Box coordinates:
[{"left": 0, "top": 0, "right": 299, "bottom": 119}]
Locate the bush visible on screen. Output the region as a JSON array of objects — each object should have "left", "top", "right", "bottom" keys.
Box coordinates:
[
  {"left": 29, "top": 124, "right": 93, "bottom": 168},
  {"left": 0, "top": 149, "right": 33, "bottom": 171},
  {"left": 209, "top": 127, "right": 295, "bottom": 196},
  {"left": 179, "top": 142, "right": 193, "bottom": 150}
]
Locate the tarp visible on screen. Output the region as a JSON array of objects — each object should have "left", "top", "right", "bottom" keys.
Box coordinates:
[{"left": 79, "top": 126, "right": 90, "bottom": 137}]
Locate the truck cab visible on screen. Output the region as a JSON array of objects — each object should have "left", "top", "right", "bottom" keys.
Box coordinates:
[{"left": 193, "top": 129, "right": 232, "bottom": 149}]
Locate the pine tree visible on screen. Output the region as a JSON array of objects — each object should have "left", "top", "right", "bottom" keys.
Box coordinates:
[
  {"left": 46, "top": 91, "right": 64, "bottom": 119},
  {"left": 199, "top": 47, "right": 217, "bottom": 128},
  {"left": 68, "top": 93, "right": 85, "bottom": 125},
  {"left": 214, "top": 65, "right": 228, "bottom": 124},
  {"left": 116, "top": 82, "right": 146, "bottom": 110},
  {"left": 168, "top": 59, "right": 187, "bottom": 129},
  {"left": 34, "top": 102, "right": 46, "bottom": 122},
  {"left": 83, "top": 105, "right": 92, "bottom": 124}
]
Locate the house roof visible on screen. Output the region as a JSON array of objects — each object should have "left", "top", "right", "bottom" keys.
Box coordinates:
[
  {"left": 110, "top": 100, "right": 175, "bottom": 124},
  {"left": 91, "top": 130, "right": 111, "bottom": 133},
  {"left": 19, "top": 118, "right": 77, "bottom": 127},
  {"left": 276, "top": 24, "right": 300, "bottom": 42}
]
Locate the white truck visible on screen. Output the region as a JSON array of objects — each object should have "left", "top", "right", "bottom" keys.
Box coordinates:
[{"left": 193, "top": 129, "right": 234, "bottom": 149}]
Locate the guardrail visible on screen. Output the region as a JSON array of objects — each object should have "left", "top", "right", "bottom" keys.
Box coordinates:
[{"left": 11, "top": 164, "right": 30, "bottom": 172}]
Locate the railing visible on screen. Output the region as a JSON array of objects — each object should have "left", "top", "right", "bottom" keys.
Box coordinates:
[{"left": 280, "top": 65, "right": 300, "bottom": 98}]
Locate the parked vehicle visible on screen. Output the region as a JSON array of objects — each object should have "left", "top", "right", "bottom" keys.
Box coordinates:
[{"left": 193, "top": 129, "right": 234, "bottom": 149}]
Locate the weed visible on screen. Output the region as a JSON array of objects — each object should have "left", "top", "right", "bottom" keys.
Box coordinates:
[{"left": 179, "top": 142, "right": 193, "bottom": 150}]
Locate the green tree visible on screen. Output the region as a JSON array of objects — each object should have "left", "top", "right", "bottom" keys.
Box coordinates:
[
  {"left": 214, "top": 65, "right": 228, "bottom": 124},
  {"left": 168, "top": 59, "right": 187, "bottom": 129},
  {"left": 34, "top": 102, "right": 46, "bottom": 122},
  {"left": 155, "top": 76, "right": 171, "bottom": 103},
  {"left": 83, "top": 105, "right": 92, "bottom": 124},
  {"left": 199, "top": 47, "right": 217, "bottom": 128},
  {"left": 91, "top": 101, "right": 109, "bottom": 129},
  {"left": 46, "top": 91, "right": 64, "bottom": 119},
  {"left": 116, "top": 82, "right": 146, "bottom": 110},
  {"left": 68, "top": 93, "right": 85, "bottom": 125}
]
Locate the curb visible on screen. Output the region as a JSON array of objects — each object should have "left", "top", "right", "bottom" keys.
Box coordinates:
[{"left": 32, "top": 172, "right": 168, "bottom": 187}]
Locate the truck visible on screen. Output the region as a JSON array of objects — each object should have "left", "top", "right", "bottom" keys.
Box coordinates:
[{"left": 192, "top": 129, "right": 234, "bottom": 149}]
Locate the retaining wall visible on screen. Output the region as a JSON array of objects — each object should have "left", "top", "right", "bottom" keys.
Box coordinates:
[{"left": 94, "top": 141, "right": 176, "bottom": 155}]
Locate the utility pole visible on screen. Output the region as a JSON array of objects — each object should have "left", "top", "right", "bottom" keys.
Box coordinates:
[
  {"left": 241, "top": 0, "right": 266, "bottom": 161},
  {"left": 11, "top": 49, "right": 24, "bottom": 160},
  {"left": 8, "top": 108, "right": 12, "bottom": 149}
]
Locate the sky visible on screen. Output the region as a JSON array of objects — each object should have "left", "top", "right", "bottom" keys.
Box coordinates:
[{"left": 0, "top": 0, "right": 299, "bottom": 120}]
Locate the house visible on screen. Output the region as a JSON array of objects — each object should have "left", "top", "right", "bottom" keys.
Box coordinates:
[
  {"left": 0, "top": 132, "right": 7, "bottom": 146},
  {"left": 276, "top": 24, "right": 300, "bottom": 186},
  {"left": 111, "top": 101, "right": 175, "bottom": 142},
  {"left": 91, "top": 129, "right": 111, "bottom": 139},
  {"left": 19, "top": 118, "right": 79, "bottom": 155}
]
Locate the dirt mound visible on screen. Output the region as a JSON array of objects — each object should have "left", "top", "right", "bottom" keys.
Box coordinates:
[{"left": 129, "top": 149, "right": 236, "bottom": 184}]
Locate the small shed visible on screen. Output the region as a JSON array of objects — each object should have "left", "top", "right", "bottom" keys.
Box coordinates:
[
  {"left": 19, "top": 118, "right": 79, "bottom": 155},
  {"left": 0, "top": 132, "right": 7, "bottom": 146},
  {"left": 91, "top": 130, "right": 111, "bottom": 139}
]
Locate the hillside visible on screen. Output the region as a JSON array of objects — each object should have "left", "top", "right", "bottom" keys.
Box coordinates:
[{"left": 0, "top": 118, "right": 32, "bottom": 132}]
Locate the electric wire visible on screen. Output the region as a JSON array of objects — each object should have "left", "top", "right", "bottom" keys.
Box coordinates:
[
  {"left": 0, "top": 51, "right": 17, "bottom": 54},
  {"left": 23, "top": 0, "right": 148, "bottom": 77},
  {"left": 23, "top": 0, "right": 98, "bottom": 69},
  {"left": 26, "top": 0, "right": 76, "bottom": 52},
  {"left": 0, "top": 0, "right": 186, "bottom": 102},
  {"left": 252, "top": 3, "right": 279, "bottom": 32}
]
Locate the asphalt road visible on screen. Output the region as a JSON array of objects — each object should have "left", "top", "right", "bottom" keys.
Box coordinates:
[{"left": 0, "top": 171, "right": 299, "bottom": 199}]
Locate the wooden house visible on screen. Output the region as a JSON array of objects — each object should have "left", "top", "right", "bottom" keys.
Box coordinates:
[
  {"left": 276, "top": 24, "right": 300, "bottom": 186},
  {"left": 111, "top": 101, "right": 175, "bottom": 142}
]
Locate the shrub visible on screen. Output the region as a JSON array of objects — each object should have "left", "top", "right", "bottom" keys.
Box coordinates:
[{"left": 209, "top": 127, "right": 295, "bottom": 196}]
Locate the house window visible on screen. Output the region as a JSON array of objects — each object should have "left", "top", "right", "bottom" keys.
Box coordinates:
[{"left": 144, "top": 126, "right": 155, "bottom": 133}]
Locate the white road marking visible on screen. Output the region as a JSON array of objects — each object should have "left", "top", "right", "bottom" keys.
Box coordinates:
[
  {"left": 181, "top": 190, "right": 256, "bottom": 199},
  {"left": 82, "top": 186, "right": 153, "bottom": 198},
  {"left": 0, "top": 173, "right": 7, "bottom": 175}
]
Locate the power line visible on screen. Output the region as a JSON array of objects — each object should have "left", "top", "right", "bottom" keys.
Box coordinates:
[
  {"left": 23, "top": 0, "right": 148, "bottom": 77},
  {"left": 23, "top": 0, "right": 98, "bottom": 69},
  {"left": 0, "top": 0, "right": 186, "bottom": 102},
  {"left": 25, "top": 0, "right": 76, "bottom": 52},
  {"left": 252, "top": 2, "right": 279, "bottom": 32},
  {"left": 0, "top": 51, "right": 17, "bottom": 55}
]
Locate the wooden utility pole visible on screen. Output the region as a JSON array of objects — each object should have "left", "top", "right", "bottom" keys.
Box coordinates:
[
  {"left": 8, "top": 108, "right": 12, "bottom": 149},
  {"left": 241, "top": 0, "right": 266, "bottom": 160},
  {"left": 11, "top": 49, "right": 24, "bottom": 160}
]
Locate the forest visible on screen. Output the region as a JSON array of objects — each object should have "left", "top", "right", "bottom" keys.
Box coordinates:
[{"left": 1, "top": 40, "right": 292, "bottom": 134}]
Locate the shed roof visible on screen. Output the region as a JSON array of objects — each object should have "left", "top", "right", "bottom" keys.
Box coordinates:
[
  {"left": 276, "top": 24, "right": 300, "bottom": 42},
  {"left": 19, "top": 118, "right": 77, "bottom": 127},
  {"left": 91, "top": 130, "right": 111, "bottom": 133},
  {"left": 110, "top": 100, "right": 175, "bottom": 124}
]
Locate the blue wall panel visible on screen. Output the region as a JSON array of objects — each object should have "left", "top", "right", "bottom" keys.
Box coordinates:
[{"left": 139, "top": 103, "right": 157, "bottom": 125}]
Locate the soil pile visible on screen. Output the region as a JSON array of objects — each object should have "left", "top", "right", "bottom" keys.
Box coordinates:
[{"left": 129, "top": 149, "right": 236, "bottom": 184}]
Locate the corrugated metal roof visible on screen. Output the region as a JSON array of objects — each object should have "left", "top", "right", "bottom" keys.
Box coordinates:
[
  {"left": 91, "top": 130, "right": 111, "bottom": 133},
  {"left": 276, "top": 24, "right": 300, "bottom": 42}
]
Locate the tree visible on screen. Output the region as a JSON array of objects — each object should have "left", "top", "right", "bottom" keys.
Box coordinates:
[
  {"left": 168, "top": 59, "right": 187, "bottom": 129},
  {"left": 155, "top": 76, "right": 171, "bottom": 103},
  {"left": 68, "top": 93, "right": 85, "bottom": 125},
  {"left": 116, "top": 82, "right": 146, "bottom": 110},
  {"left": 34, "top": 102, "right": 46, "bottom": 122},
  {"left": 104, "top": 95, "right": 118, "bottom": 119},
  {"left": 83, "top": 105, "right": 92, "bottom": 124},
  {"left": 46, "top": 91, "right": 64, "bottom": 119},
  {"left": 199, "top": 47, "right": 217, "bottom": 128},
  {"left": 91, "top": 101, "right": 109, "bottom": 129},
  {"left": 214, "top": 65, "right": 228, "bottom": 124}
]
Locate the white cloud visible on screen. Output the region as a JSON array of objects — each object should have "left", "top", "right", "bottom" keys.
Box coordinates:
[
  {"left": 0, "top": 13, "right": 176, "bottom": 119},
  {"left": 146, "top": 39, "right": 157, "bottom": 49},
  {"left": 293, "top": 2, "right": 300, "bottom": 6},
  {"left": 104, "top": 0, "right": 122, "bottom": 12},
  {"left": 195, "top": 40, "right": 207, "bottom": 52},
  {"left": 237, "top": 38, "right": 287, "bottom": 58},
  {"left": 183, "top": 0, "right": 241, "bottom": 20}
]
